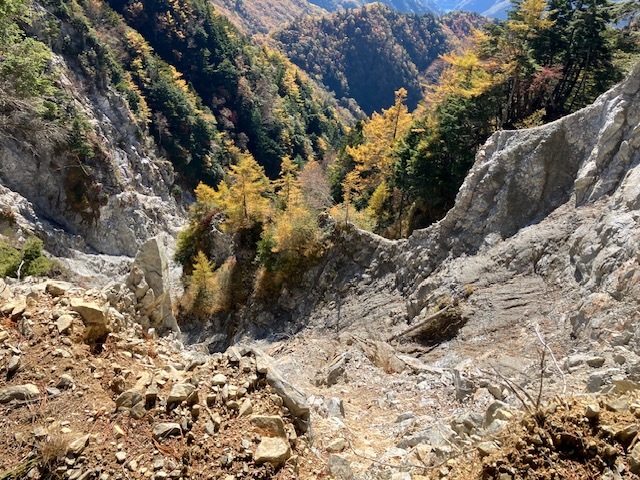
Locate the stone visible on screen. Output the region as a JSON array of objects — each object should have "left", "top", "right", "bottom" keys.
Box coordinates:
[
  {"left": 586, "top": 357, "right": 606, "bottom": 368},
  {"left": 361, "top": 340, "right": 405, "bottom": 373},
  {"left": 605, "top": 398, "right": 628, "bottom": 413},
  {"left": 585, "top": 403, "right": 600, "bottom": 419},
  {"left": 614, "top": 424, "right": 639, "bottom": 445},
  {"left": 145, "top": 386, "right": 159, "bottom": 404},
  {"left": 2, "top": 298, "right": 26, "bottom": 319},
  {"left": 327, "top": 455, "right": 354, "bottom": 480},
  {"left": 390, "top": 474, "right": 411, "bottom": 480},
  {"left": 205, "top": 420, "right": 217, "bottom": 436},
  {"left": 326, "top": 438, "right": 346, "bottom": 452},
  {"left": 613, "top": 353, "right": 628, "bottom": 365},
  {"left": 7, "top": 355, "right": 20, "bottom": 375},
  {"left": 130, "top": 401, "right": 146, "bottom": 420},
  {"left": 45, "top": 281, "right": 73, "bottom": 297},
  {"left": 239, "top": 356, "right": 253, "bottom": 373},
  {"left": 397, "top": 422, "right": 455, "bottom": 449},
  {"left": 586, "top": 372, "right": 606, "bottom": 393},
  {"left": 253, "top": 437, "right": 291, "bottom": 467},
  {"left": 253, "top": 349, "right": 309, "bottom": 428},
  {"left": 70, "top": 299, "right": 109, "bottom": 343},
  {"left": 327, "top": 397, "right": 345, "bottom": 418},
  {"left": 315, "top": 355, "right": 347, "bottom": 387},
  {"left": 453, "top": 369, "right": 475, "bottom": 401},
  {"left": 115, "top": 390, "right": 143, "bottom": 410},
  {"left": 629, "top": 443, "right": 640, "bottom": 474},
  {"left": 0, "top": 384, "right": 39, "bottom": 403},
  {"left": 256, "top": 355, "right": 269, "bottom": 374},
  {"left": 395, "top": 411, "right": 415, "bottom": 423},
  {"left": 238, "top": 398, "right": 253, "bottom": 417},
  {"left": 212, "top": 374, "right": 227, "bottom": 386},
  {"left": 131, "top": 237, "right": 178, "bottom": 333},
  {"left": 152, "top": 423, "right": 182, "bottom": 440},
  {"left": 67, "top": 435, "right": 90, "bottom": 456},
  {"left": 55, "top": 315, "right": 74, "bottom": 334},
  {"left": 166, "top": 383, "right": 195, "bottom": 404},
  {"left": 484, "top": 401, "right": 513, "bottom": 427},
  {"left": 477, "top": 441, "right": 499, "bottom": 457},
  {"left": 250, "top": 415, "right": 287, "bottom": 438},
  {"left": 70, "top": 299, "right": 107, "bottom": 325},
  {"left": 115, "top": 452, "right": 127, "bottom": 464},
  {"left": 110, "top": 376, "right": 126, "bottom": 394},
  {"left": 57, "top": 374, "right": 74, "bottom": 389}
]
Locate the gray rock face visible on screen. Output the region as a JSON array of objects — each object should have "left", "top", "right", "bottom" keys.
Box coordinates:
[{"left": 0, "top": 54, "right": 183, "bottom": 260}]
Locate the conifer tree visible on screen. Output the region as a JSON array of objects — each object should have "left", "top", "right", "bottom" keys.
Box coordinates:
[{"left": 220, "top": 153, "right": 272, "bottom": 232}]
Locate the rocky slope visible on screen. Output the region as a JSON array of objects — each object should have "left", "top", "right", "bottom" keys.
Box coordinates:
[
  {"left": 0, "top": 275, "right": 329, "bottom": 479},
  {"left": 177, "top": 62, "right": 640, "bottom": 477}
]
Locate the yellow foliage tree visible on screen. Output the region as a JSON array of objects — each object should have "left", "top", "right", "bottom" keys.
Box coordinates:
[
  {"left": 366, "top": 181, "right": 391, "bottom": 227},
  {"left": 274, "top": 156, "right": 303, "bottom": 210},
  {"left": 184, "top": 250, "right": 217, "bottom": 317},
  {"left": 219, "top": 153, "right": 271, "bottom": 232},
  {"left": 271, "top": 203, "right": 322, "bottom": 260},
  {"left": 345, "top": 88, "right": 412, "bottom": 202}
]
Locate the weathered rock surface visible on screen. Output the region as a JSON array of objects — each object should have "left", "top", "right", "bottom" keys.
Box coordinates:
[
  {"left": 0, "top": 384, "right": 39, "bottom": 403},
  {"left": 253, "top": 437, "right": 291, "bottom": 467}
]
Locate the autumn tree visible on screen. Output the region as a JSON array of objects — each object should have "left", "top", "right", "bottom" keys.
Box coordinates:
[
  {"left": 345, "top": 88, "right": 412, "bottom": 204},
  {"left": 220, "top": 153, "right": 272, "bottom": 232},
  {"left": 274, "top": 156, "right": 303, "bottom": 210}
]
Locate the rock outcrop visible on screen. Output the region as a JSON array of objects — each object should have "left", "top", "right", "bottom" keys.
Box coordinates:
[{"left": 0, "top": 48, "right": 184, "bottom": 283}]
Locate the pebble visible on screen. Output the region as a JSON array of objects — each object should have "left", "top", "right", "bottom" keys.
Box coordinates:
[
  {"left": 212, "top": 374, "right": 227, "bottom": 386},
  {"left": 7, "top": 355, "right": 20, "bottom": 375},
  {"left": 238, "top": 398, "right": 253, "bottom": 417},
  {"left": 585, "top": 403, "right": 600, "bottom": 419}
]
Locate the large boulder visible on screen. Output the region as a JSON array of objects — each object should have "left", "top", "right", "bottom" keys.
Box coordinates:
[{"left": 128, "top": 236, "right": 179, "bottom": 334}]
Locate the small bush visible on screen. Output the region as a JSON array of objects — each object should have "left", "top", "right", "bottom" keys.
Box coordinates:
[
  {"left": 0, "top": 237, "right": 54, "bottom": 278},
  {"left": 38, "top": 435, "right": 70, "bottom": 473}
]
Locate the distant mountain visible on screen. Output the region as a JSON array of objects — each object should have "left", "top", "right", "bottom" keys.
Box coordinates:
[
  {"left": 309, "top": 0, "right": 441, "bottom": 14},
  {"left": 272, "top": 4, "right": 484, "bottom": 113},
  {"left": 436, "top": 0, "right": 511, "bottom": 18},
  {"left": 209, "top": 0, "right": 326, "bottom": 34},
  {"left": 209, "top": 0, "right": 506, "bottom": 37}
]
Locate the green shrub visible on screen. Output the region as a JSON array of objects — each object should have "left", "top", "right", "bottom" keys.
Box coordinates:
[{"left": 0, "top": 237, "right": 54, "bottom": 278}]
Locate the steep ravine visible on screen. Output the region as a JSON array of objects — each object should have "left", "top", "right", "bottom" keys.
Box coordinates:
[
  {"left": 187, "top": 61, "right": 640, "bottom": 355},
  {"left": 230, "top": 61, "right": 640, "bottom": 479}
]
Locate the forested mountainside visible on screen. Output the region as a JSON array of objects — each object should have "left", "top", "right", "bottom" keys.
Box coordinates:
[
  {"left": 0, "top": 0, "right": 347, "bottom": 265},
  {"left": 326, "top": 0, "right": 639, "bottom": 238},
  {"left": 102, "top": 0, "right": 346, "bottom": 179},
  {"left": 272, "top": 4, "right": 484, "bottom": 114}
]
